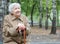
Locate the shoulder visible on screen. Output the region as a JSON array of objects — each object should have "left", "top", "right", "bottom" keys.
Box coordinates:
[
  {"left": 21, "top": 14, "right": 28, "bottom": 20},
  {"left": 21, "top": 14, "right": 27, "bottom": 18},
  {"left": 4, "top": 15, "right": 9, "bottom": 19},
  {"left": 20, "top": 14, "right": 28, "bottom": 22},
  {"left": 4, "top": 14, "right": 11, "bottom": 20}
]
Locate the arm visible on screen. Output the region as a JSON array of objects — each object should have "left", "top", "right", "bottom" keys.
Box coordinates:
[
  {"left": 24, "top": 16, "right": 31, "bottom": 34},
  {"left": 3, "top": 16, "right": 18, "bottom": 37}
]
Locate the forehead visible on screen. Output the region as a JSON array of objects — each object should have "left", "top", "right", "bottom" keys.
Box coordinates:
[
  {"left": 13, "top": 5, "right": 21, "bottom": 10},
  {"left": 13, "top": 5, "right": 20, "bottom": 8}
]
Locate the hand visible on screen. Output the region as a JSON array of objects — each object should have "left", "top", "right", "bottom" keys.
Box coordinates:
[{"left": 18, "top": 23, "right": 26, "bottom": 30}]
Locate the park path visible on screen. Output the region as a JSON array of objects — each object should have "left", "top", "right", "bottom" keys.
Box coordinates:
[{"left": 26, "top": 26, "right": 60, "bottom": 44}]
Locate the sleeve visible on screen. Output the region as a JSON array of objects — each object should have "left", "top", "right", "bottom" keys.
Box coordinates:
[
  {"left": 3, "top": 16, "right": 18, "bottom": 37},
  {"left": 26, "top": 22, "right": 31, "bottom": 35},
  {"left": 24, "top": 16, "right": 31, "bottom": 33}
]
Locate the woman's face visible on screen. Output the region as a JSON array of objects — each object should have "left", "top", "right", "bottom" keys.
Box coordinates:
[{"left": 12, "top": 5, "right": 21, "bottom": 18}]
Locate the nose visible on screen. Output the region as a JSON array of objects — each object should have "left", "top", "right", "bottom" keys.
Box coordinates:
[
  {"left": 17, "top": 9, "right": 20, "bottom": 11},
  {"left": 16, "top": 9, "right": 21, "bottom": 13}
]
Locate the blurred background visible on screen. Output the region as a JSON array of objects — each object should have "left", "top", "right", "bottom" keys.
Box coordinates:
[{"left": 0, "top": 0, "right": 60, "bottom": 44}]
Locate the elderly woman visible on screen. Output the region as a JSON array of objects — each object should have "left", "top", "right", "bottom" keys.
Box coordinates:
[{"left": 3, "top": 3, "right": 30, "bottom": 44}]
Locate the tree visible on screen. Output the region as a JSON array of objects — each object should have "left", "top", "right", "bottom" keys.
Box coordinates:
[
  {"left": 8, "top": 0, "right": 60, "bottom": 27},
  {"left": 39, "top": 0, "right": 43, "bottom": 28},
  {"left": 25, "top": 0, "right": 29, "bottom": 16},
  {"left": 31, "top": 0, "right": 36, "bottom": 27},
  {"left": 45, "top": 0, "right": 49, "bottom": 30},
  {"left": 17, "top": 0, "right": 21, "bottom": 4},
  {"left": 56, "top": 0, "right": 60, "bottom": 26},
  {"left": 50, "top": 0, "right": 57, "bottom": 34},
  {"left": 6, "top": 0, "right": 10, "bottom": 14}
]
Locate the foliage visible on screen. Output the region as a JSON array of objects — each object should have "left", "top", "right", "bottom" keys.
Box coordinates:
[{"left": 10, "top": 0, "right": 60, "bottom": 26}]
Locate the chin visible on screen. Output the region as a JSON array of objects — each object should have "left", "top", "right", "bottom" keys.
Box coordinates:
[{"left": 16, "top": 15, "right": 20, "bottom": 18}]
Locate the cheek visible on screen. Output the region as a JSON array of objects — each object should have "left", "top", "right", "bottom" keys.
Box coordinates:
[
  {"left": 12, "top": 10, "right": 15, "bottom": 14},
  {"left": 13, "top": 10, "right": 17, "bottom": 14}
]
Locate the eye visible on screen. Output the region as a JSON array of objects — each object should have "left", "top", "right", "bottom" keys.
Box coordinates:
[
  {"left": 14, "top": 8, "right": 17, "bottom": 10},
  {"left": 17, "top": 7, "right": 20, "bottom": 10},
  {"left": 14, "top": 7, "right": 20, "bottom": 10}
]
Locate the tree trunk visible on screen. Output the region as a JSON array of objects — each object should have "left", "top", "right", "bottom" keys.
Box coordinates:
[
  {"left": 6, "top": 0, "right": 9, "bottom": 14},
  {"left": 0, "top": 0, "right": 7, "bottom": 42},
  {"left": 39, "top": 0, "right": 43, "bottom": 28},
  {"left": 50, "top": 0, "right": 57, "bottom": 34},
  {"left": 56, "top": 0, "right": 59, "bottom": 26},
  {"left": 45, "top": 0, "right": 49, "bottom": 30},
  {"left": 31, "top": 1, "right": 36, "bottom": 27}
]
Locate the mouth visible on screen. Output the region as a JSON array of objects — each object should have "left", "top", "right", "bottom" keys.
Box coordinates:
[
  {"left": 16, "top": 11, "right": 20, "bottom": 13},
  {"left": 16, "top": 11, "right": 21, "bottom": 15}
]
